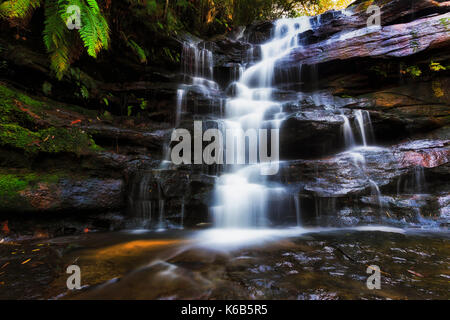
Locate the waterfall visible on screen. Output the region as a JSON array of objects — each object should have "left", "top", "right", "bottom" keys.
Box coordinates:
[
  {"left": 354, "top": 109, "right": 374, "bottom": 146},
  {"left": 175, "top": 89, "right": 185, "bottom": 127},
  {"left": 341, "top": 114, "right": 355, "bottom": 148},
  {"left": 180, "top": 198, "right": 185, "bottom": 229},
  {"left": 127, "top": 172, "right": 154, "bottom": 229},
  {"left": 127, "top": 41, "right": 219, "bottom": 230},
  {"left": 414, "top": 166, "right": 426, "bottom": 193},
  {"left": 212, "top": 17, "right": 313, "bottom": 229},
  {"left": 294, "top": 194, "right": 301, "bottom": 227},
  {"left": 182, "top": 42, "right": 214, "bottom": 80},
  {"left": 157, "top": 199, "right": 165, "bottom": 231},
  {"left": 340, "top": 109, "right": 375, "bottom": 149},
  {"left": 354, "top": 110, "right": 367, "bottom": 146},
  {"left": 369, "top": 179, "right": 383, "bottom": 213}
]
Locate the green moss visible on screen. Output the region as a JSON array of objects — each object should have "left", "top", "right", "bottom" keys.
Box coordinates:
[
  {"left": 0, "top": 123, "right": 40, "bottom": 152},
  {"left": 0, "top": 171, "right": 68, "bottom": 207},
  {"left": 38, "top": 127, "right": 101, "bottom": 153},
  {"left": 0, "top": 123, "right": 102, "bottom": 154},
  {"left": 0, "top": 87, "right": 36, "bottom": 126},
  {"left": 0, "top": 85, "right": 44, "bottom": 109},
  {"left": 0, "top": 85, "right": 102, "bottom": 154},
  {"left": 0, "top": 174, "right": 28, "bottom": 202},
  {"left": 0, "top": 84, "right": 97, "bottom": 119}
]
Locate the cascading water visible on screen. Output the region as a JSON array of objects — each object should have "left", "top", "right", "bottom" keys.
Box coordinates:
[
  {"left": 211, "top": 17, "right": 314, "bottom": 229},
  {"left": 339, "top": 108, "right": 388, "bottom": 215},
  {"left": 129, "top": 41, "right": 219, "bottom": 230}
]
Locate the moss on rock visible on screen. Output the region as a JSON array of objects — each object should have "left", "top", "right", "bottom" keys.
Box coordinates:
[{"left": 0, "top": 84, "right": 101, "bottom": 154}]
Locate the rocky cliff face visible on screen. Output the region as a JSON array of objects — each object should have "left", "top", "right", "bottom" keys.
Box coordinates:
[{"left": 0, "top": 0, "right": 449, "bottom": 238}]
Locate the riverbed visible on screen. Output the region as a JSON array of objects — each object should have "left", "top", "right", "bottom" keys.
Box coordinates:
[{"left": 0, "top": 227, "right": 448, "bottom": 300}]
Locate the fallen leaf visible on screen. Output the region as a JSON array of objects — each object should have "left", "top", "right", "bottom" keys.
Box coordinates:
[
  {"left": 407, "top": 270, "right": 424, "bottom": 278},
  {"left": 1, "top": 221, "right": 9, "bottom": 234}
]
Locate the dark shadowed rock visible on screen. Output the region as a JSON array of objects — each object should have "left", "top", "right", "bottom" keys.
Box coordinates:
[{"left": 14, "top": 178, "right": 124, "bottom": 212}]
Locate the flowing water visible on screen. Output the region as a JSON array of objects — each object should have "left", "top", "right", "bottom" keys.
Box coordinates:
[
  {"left": 212, "top": 17, "right": 314, "bottom": 229},
  {"left": 1, "top": 15, "right": 445, "bottom": 300}
]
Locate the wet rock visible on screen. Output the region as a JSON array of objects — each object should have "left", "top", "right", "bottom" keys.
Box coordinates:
[
  {"left": 279, "top": 110, "right": 347, "bottom": 159},
  {"left": 84, "top": 124, "right": 170, "bottom": 152},
  {"left": 394, "top": 140, "right": 450, "bottom": 168},
  {"left": 12, "top": 178, "right": 124, "bottom": 212},
  {"left": 242, "top": 20, "right": 275, "bottom": 44},
  {"left": 273, "top": 138, "right": 449, "bottom": 223},
  {"left": 280, "top": 12, "right": 450, "bottom": 67},
  {"left": 126, "top": 166, "right": 216, "bottom": 227}
]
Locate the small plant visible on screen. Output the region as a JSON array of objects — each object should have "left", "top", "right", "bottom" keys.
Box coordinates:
[
  {"left": 409, "top": 30, "right": 420, "bottom": 52},
  {"left": 439, "top": 17, "right": 450, "bottom": 30},
  {"left": 139, "top": 99, "right": 148, "bottom": 110},
  {"left": 0, "top": 0, "right": 110, "bottom": 79},
  {"left": 405, "top": 65, "right": 422, "bottom": 77},
  {"left": 80, "top": 85, "right": 89, "bottom": 99},
  {"left": 127, "top": 39, "right": 147, "bottom": 64},
  {"left": 430, "top": 61, "right": 446, "bottom": 72}
]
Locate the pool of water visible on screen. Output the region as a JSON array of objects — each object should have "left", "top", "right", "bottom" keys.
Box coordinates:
[{"left": 0, "top": 227, "right": 448, "bottom": 299}]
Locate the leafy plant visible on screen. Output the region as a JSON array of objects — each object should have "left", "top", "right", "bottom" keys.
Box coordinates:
[
  {"left": 127, "top": 105, "right": 133, "bottom": 117},
  {"left": 127, "top": 39, "right": 147, "bottom": 64},
  {"left": 430, "top": 61, "right": 446, "bottom": 72},
  {"left": 0, "top": 0, "right": 110, "bottom": 79},
  {"left": 409, "top": 30, "right": 420, "bottom": 52},
  {"left": 439, "top": 17, "right": 450, "bottom": 30},
  {"left": 405, "top": 65, "right": 422, "bottom": 77},
  {"left": 0, "top": 0, "right": 41, "bottom": 20},
  {"left": 79, "top": 85, "right": 89, "bottom": 99}
]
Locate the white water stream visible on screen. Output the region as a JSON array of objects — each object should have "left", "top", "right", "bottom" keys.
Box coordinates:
[{"left": 212, "top": 17, "right": 314, "bottom": 229}]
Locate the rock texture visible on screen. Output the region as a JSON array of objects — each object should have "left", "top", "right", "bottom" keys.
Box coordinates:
[{"left": 17, "top": 178, "right": 124, "bottom": 212}]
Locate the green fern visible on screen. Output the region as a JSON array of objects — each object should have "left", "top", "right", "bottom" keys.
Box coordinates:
[
  {"left": 76, "top": 0, "right": 109, "bottom": 58},
  {"left": 0, "top": 0, "right": 41, "bottom": 19},
  {"left": 128, "top": 39, "right": 147, "bottom": 64},
  {"left": 43, "top": 0, "right": 71, "bottom": 79},
  {"left": 1, "top": 0, "right": 109, "bottom": 79}
]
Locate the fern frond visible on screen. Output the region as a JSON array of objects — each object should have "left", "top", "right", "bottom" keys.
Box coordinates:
[
  {"left": 42, "top": 0, "right": 109, "bottom": 79},
  {"left": 77, "top": 0, "right": 109, "bottom": 58},
  {"left": 128, "top": 39, "right": 147, "bottom": 64},
  {"left": 43, "top": 0, "right": 73, "bottom": 79},
  {"left": 0, "top": 0, "right": 41, "bottom": 20}
]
